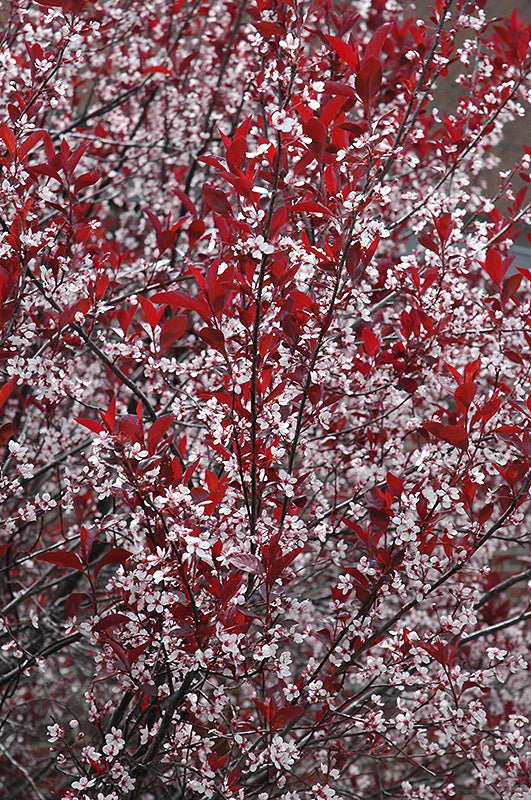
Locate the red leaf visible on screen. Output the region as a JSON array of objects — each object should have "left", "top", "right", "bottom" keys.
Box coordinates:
[
  {"left": 127, "top": 641, "right": 150, "bottom": 666},
  {"left": 303, "top": 117, "right": 327, "bottom": 157},
  {"left": 67, "top": 142, "right": 88, "bottom": 172},
  {"left": 183, "top": 456, "right": 200, "bottom": 485},
  {"left": 143, "top": 65, "right": 172, "bottom": 76},
  {"left": 94, "top": 274, "right": 109, "bottom": 301},
  {"left": 145, "top": 208, "right": 161, "bottom": 234},
  {"left": 481, "top": 393, "right": 502, "bottom": 423},
  {"left": 151, "top": 292, "right": 211, "bottom": 320},
  {"left": 147, "top": 414, "right": 175, "bottom": 453},
  {"left": 484, "top": 249, "right": 508, "bottom": 285},
  {"left": 434, "top": 213, "right": 453, "bottom": 243},
  {"left": 80, "top": 525, "right": 99, "bottom": 562},
  {"left": 73, "top": 172, "right": 99, "bottom": 193},
  {"left": 95, "top": 547, "right": 132, "bottom": 577},
  {"left": 291, "top": 200, "right": 331, "bottom": 216},
  {"left": 18, "top": 130, "right": 47, "bottom": 160},
  {"left": 454, "top": 382, "right": 476, "bottom": 416},
  {"left": 94, "top": 613, "right": 131, "bottom": 631},
  {"left": 418, "top": 640, "right": 451, "bottom": 666},
  {"left": 198, "top": 327, "right": 226, "bottom": 355},
  {"left": 227, "top": 553, "right": 264, "bottom": 574},
  {"left": 151, "top": 290, "right": 210, "bottom": 321},
  {"left": 502, "top": 272, "right": 522, "bottom": 304},
  {"left": 419, "top": 233, "right": 439, "bottom": 254},
  {"left": 386, "top": 473, "right": 403, "bottom": 497},
  {"left": 160, "top": 315, "right": 187, "bottom": 350},
  {"left": 36, "top": 550, "right": 83, "bottom": 571},
  {"left": 65, "top": 592, "right": 87, "bottom": 618},
  {"left": 424, "top": 421, "right": 468, "bottom": 451},
  {"left": 138, "top": 295, "right": 163, "bottom": 329},
  {"left": 0, "top": 378, "right": 16, "bottom": 410},
  {"left": 59, "top": 297, "right": 91, "bottom": 328},
  {"left": 355, "top": 57, "right": 382, "bottom": 104},
  {"left": 197, "top": 155, "right": 225, "bottom": 171},
  {"left": 203, "top": 184, "right": 232, "bottom": 216},
  {"left": 86, "top": 756, "right": 106, "bottom": 774},
  {"left": 0, "top": 124, "right": 16, "bottom": 157},
  {"left": 365, "top": 22, "right": 392, "bottom": 61},
  {"left": 100, "top": 396, "right": 116, "bottom": 432},
  {"left": 266, "top": 548, "right": 302, "bottom": 585},
  {"left": 464, "top": 358, "right": 481, "bottom": 384},
  {"left": 75, "top": 417, "right": 104, "bottom": 434},
  {"left": 226, "top": 137, "right": 247, "bottom": 172},
  {"left": 326, "top": 35, "right": 359, "bottom": 70},
  {"left": 308, "top": 384, "right": 322, "bottom": 405},
  {"left": 323, "top": 81, "right": 356, "bottom": 97},
  {"left": 361, "top": 327, "right": 379, "bottom": 357},
  {"left": 271, "top": 704, "right": 305, "bottom": 729},
  {"left": 478, "top": 503, "right": 494, "bottom": 524},
  {"left": 254, "top": 21, "right": 285, "bottom": 38},
  {"left": 117, "top": 414, "right": 144, "bottom": 444},
  {"left": 219, "top": 571, "right": 243, "bottom": 605}
]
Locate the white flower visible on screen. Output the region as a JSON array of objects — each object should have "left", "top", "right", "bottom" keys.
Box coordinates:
[
  {"left": 269, "top": 734, "right": 299, "bottom": 770},
  {"left": 271, "top": 110, "right": 298, "bottom": 134},
  {"left": 103, "top": 727, "right": 125, "bottom": 758},
  {"left": 72, "top": 776, "right": 96, "bottom": 791},
  {"left": 47, "top": 723, "right": 63, "bottom": 743},
  {"left": 247, "top": 234, "right": 275, "bottom": 259}
]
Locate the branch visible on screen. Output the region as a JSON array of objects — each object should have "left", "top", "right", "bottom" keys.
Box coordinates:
[
  {"left": 475, "top": 569, "right": 531, "bottom": 609},
  {"left": 461, "top": 610, "right": 531, "bottom": 644}
]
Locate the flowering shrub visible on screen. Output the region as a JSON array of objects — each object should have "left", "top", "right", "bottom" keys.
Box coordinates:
[{"left": 0, "top": 1, "right": 530, "bottom": 798}]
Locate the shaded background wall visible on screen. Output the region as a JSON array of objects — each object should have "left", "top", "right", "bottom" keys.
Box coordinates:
[
  {"left": 412, "top": 0, "right": 530, "bottom": 192},
  {"left": 410, "top": 0, "right": 530, "bottom": 266}
]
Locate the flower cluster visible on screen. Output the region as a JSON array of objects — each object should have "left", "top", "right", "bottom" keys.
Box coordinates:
[{"left": 0, "top": 1, "right": 530, "bottom": 799}]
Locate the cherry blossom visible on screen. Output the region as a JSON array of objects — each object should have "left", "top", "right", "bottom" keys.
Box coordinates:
[{"left": 0, "top": 0, "right": 530, "bottom": 798}]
